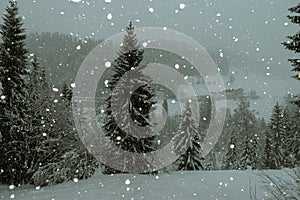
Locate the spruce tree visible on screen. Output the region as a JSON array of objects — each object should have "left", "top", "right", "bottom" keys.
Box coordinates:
[
  {"left": 283, "top": 3, "right": 300, "bottom": 106},
  {"left": 268, "top": 103, "right": 285, "bottom": 169},
  {"left": 222, "top": 133, "right": 239, "bottom": 170},
  {"left": 32, "top": 84, "right": 97, "bottom": 186},
  {"left": 231, "top": 97, "right": 258, "bottom": 154},
  {"left": 282, "top": 4, "right": 300, "bottom": 162},
  {"left": 0, "top": 1, "right": 30, "bottom": 185},
  {"left": 25, "top": 56, "right": 54, "bottom": 181},
  {"left": 263, "top": 130, "right": 275, "bottom": 169},
  {"left": 283, "top": 105, "right": 300, "bottom": 167},
  {"left": 102, "top": 21, "right": 156, "bottom": 174},
  {"left": 283, "top": 3, "right": 300, "bottom": 81},
  {"left": 282, "top": 108, "right": 294, "bottom": 167},
  {"left": 174, "top": 102, "right": 204, "bottom": 171},
  {"left": 239, "top": 135, "right": 258, "bottom": 170}
]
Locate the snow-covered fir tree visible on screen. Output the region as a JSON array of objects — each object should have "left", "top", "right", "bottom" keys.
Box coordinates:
[
  {"left": 25, "top": 56, "right": 55, "bottom": 182},
  {"left": 32, "top": 84, "right": 97, "bottom": 186},
  {"left": 239, "top": 135, "right": 259, "bottom": 170},
  {"left": 0, "top": 1, "right": 30, "bottom": 185},
  {"left": 222, "top": 133, "right": 239, "bottom": 170},
  {"left": 231, "top": 97, "right": 258, "bottom": 154},
  {"left": 267, "top": 103, "right": 285, "bottom": 169},
  {"left": 263, "top": 130, "right": 275, "bottom": 169},
  {"left": 282, "top": 105, "right": 300, "bottom": 167},
  {"left": 102, "top": 21, "right": 156, "bottom": 174},
  {"left": 282, "top": 108, "right": 295, "bottom": 168},
  {"left": 174, "top": 101, "right": 204, "bottom": 171},
  {"left": 205, "top": 151, "right": 217, "bottom": 170}
]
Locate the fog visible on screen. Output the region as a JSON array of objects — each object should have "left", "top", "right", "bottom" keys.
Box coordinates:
[{"left": 0, "top": 0, "right": 295, "bottom": 75}]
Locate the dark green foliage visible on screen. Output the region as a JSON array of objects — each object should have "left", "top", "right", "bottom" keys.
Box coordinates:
[
  {"left": 0, "top": 1, "right": 30, "bottom": 185},
  {"left": 263, "top": 101, "right": 299, "bottom": 169},
  {"left": 283, "top": 3, "right": 300, "bottom": 105},
  {"left": 283, "top": 105, "right": 300, "bottom": 167},
  {"left": 219, "top": 97, "right": 261, "bottom": 170},
  {"left": 25, "top": 56, "right": 54, "bottom": 181},
  {"left": 0, "top": 1, "right": 98, "bottom": 185},
  {"left": 239, "top": 135, "right": 258, "bottom": 170},
  {"left": 263, "top": 131, "right": 274, "bottom": 169},
  {"left": 266, "top": 103, "right": 285, "bottom": 169},
  {"left": 231, "top": 97, "right": 258, "bottom": 154},
  {"left": 222, "top": 133, "right": 239, "bottom": 170},
  {"left": 102, "top": 22, "right": 156, "bottom": 174},
  {"left": 32, "top": 83, "right": 98, "bottom": 186}
]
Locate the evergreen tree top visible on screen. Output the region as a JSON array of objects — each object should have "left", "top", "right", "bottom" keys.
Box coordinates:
[
  {"left": 120, "top": 21, "right": 139, "bottom": 54},
  {"left": 0, "top": 0, "right": 27, "bottom": 61},
  {"left": 1, "top": 1, "right": 25, "bottom": 33},
  {"left": 181, "top": 101, "right": 196, "bottom": 124},
  {"left": 0, "top": 0, "right": 28, "bottom": 109},
  {"left": 127, "top": 21, "right": 134, "bottom": 31},
  {"left": 269, "top": 102, "right": 285, "bottom": 131}
]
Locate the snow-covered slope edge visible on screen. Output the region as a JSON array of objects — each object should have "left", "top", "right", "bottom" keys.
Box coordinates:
[{"left": 0, "top": 169, "right": 294, "bottom": 200}]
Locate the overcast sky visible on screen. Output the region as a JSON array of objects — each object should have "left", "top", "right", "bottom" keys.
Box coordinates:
[
  {"left": 0, "top": 0, "right": 299, "bottom": 117},
  {"left": 0, "top": 0, "right": 299, "bottom": 78}
]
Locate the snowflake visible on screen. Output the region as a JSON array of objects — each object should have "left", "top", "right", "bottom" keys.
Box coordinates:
[
  {"left": 125, "top": 179, "right": 131, "bottom": 185},
  {"left": 148, "top": 8, "right": 154, "bottom": 13},
  {"left": 107, "top": 13, "right": 112, "bottom": 20},
  {"left": 105, "top": 61, "right": 111, "bottom": 68},
  {"left": 179, "top": 3, "right": 186, "bottom": 10}
]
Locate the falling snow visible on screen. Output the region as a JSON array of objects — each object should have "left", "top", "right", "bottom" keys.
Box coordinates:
[
  {"left": 125, "top": 179, "right": 131, "bottom": 185},
  {"left": 149, "top": 8, "right": 154, "bottom": 13},
  {"left": 0, "top": 1, "right": 298, "bottom": 199},
  {"left": 70, "top": 0, "right": 81, "bottom": 3},
  {"left": 179, "top": 3, "right": 186, "bottom": 10},
  {"left": 105, "top": 61, "right": 111, "bottom": 68},
  {"left": 107, "top": 13, "right": 112, "bottom": 20}
]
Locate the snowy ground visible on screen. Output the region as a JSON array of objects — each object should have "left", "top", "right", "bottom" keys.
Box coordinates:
[{"left": 0, "top": 169, "right": 292, "bottom": 200}]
